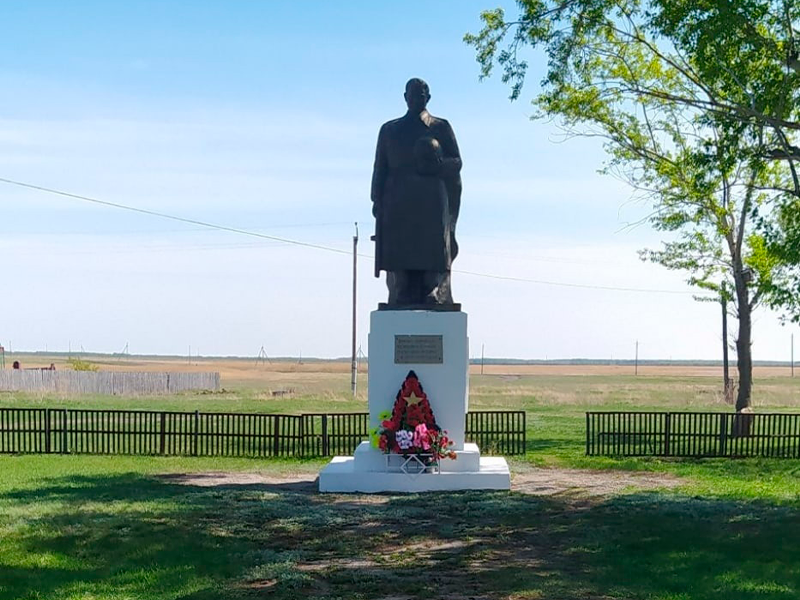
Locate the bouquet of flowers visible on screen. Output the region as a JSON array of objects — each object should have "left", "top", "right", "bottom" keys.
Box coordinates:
[{"left": 370, "top": 370, "right": 456, "bottom": 463}]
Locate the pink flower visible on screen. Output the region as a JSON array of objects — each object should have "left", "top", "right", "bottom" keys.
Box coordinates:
[{"left": 413, "top": 424, "right": 431, "bottom": 450}]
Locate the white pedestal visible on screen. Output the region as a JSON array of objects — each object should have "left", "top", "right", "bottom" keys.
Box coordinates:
[
  {"left": 319, "top": 454, "right": 511, "bottom": 493},
  {"left": 318, "top": 309, "right": 511, "bottom": 493},
  {"left": 368, "top": 310, "right": 468, "bottom": 449}
]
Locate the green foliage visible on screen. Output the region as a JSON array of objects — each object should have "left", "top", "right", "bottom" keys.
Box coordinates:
[
  {"left": 761, "top": 196, "right": 800, "bottom": 322},
  {"left": 66, "top": 357, "right": 99, "bottom": 372},
  {"left": 465, "top": 0, "right": 800, "bottom": 311},
  {"left": 466, "top": 1, "right": 800, "bottom": 406}
]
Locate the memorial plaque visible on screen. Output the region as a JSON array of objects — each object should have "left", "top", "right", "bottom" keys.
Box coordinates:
[{"left": 394, "top": 335, "right": 444, "bottom": 364}]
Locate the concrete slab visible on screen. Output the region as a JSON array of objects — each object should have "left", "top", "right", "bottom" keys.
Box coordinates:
[{"left": 319, "top": 455, "right": 510, "bottom": 493}]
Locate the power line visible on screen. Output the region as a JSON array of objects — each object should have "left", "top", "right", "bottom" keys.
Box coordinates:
[
  {"left": 0, "top": 177, "right": 350, "bottom": 256},
  {"left": 2, "top": 176, "right": 701, "bottom": 295},
  {"left": 351, "top": 251, "right": 699, "bottom": 295},
  {"left": 453, "top": 268, "right": 701, "bottom": 295}
]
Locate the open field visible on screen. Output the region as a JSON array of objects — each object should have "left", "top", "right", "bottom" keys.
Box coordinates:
[
  {"left": 3, "top": 355, "right": 800, "bottom": 413},
  {"left": 2, "top": 359, "right": 800, "bottom": 599},
  {"left": 7, "top": 352, "right": 800, "bottom": 386}
]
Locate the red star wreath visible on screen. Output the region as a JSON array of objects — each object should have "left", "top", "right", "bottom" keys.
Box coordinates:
[{"left": 371, "top": 370, "right": 456, "bottom": 461}]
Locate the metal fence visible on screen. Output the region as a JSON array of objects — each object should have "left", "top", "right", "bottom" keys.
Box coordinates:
[
  {"left": 0, "top": 371, "right": 220, "bottom": 394},
  {"left": 0, "top": 408, "right": 526, "bottom": 458},
  {"left": 466, "top": 410, "right": 526, "bottom": 455},
  {"left": 586, "top": 411, "right": 800, "bottom": 458}
]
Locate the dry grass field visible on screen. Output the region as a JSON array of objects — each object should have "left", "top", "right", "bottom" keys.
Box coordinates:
[
  {"left": 5, "top": 353, "right": 800, "bottom": 413},
  {"left": 10, "top": 352, "right": 798, "bottom": 385}
]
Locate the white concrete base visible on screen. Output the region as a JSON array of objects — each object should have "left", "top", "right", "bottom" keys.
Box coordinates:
[
  {"left": 353, "top": 441, "right": 481, "bottom": 472},
  {"left": 320, "top": 441, "right": 510, "bottom": 493},
  {"left": 368, "top": 310, "right": 469, "bottom": 449},
  {"left": 318, "top": 309, "right": 511, "bottom": 494},
  {"left": 318, "top": 455, "right": 510, "bottom": 493}
]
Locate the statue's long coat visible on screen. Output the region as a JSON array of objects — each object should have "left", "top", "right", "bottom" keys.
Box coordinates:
[{"left": 371, "top": 110, "right": 462, "bottom": 273}]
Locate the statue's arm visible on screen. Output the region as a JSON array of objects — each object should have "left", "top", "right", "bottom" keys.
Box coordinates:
[
  {"left": 438, "top": 121, "right": 462, "bottom": 177},
  {"left": 438, "top": 121, "right": 463, "bottom": 228},
  {"left": 371, "top": 124, "right": 389, "bottom": 216}
]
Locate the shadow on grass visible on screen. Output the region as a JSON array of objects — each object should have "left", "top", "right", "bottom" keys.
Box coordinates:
[{"left": 1, "top": 471, "right": 799, "bottom": 599}]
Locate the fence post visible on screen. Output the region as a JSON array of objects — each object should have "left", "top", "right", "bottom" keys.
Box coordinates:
[
  {"left": 272, "top": 415, "right": 281, "bottom": 457},
  {"left": 299, "top": 415, "right": 306, "bottom": 458},
  {"left": 664, "top": 413, "right": 672, "bottom": 457},
  {"left": 719, "top": 413, "right": 729, "bottom": 457},
  {"left": 193, "top": 410, "right": 199, "bottom": 457},
  {"left": 45, "top": 409, "right": 51, "bottom": 454},
  {"left": 521, "top": 410, "right": 527, "bottom": 456},
  {"left": 321, "top": 414, "right": 329, "bottom": 456},
  {"left": 585, "top": 412, "right": 590, "bottom": 455},
  {"left": 159, "top": 413, "right": 166, "bottom": 455},
  {"left": 61, "top": 409, "right": 68, "bottom": 454}
]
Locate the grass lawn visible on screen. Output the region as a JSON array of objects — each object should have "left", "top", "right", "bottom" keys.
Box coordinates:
[
  {"left": 2, "top": 454, "right": 800, "bottom": 600},
  {"left": 1, "top": 371, "right": 800, "bottom": 598}
]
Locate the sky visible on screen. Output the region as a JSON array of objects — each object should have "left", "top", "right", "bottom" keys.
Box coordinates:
[{"left": 1, "top": 0, "right": 798, "bottom": 361}]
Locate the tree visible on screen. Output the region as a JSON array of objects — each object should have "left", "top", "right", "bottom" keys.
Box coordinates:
[{"left": 466, "top": 0, "right": 800, "bottom": 410}]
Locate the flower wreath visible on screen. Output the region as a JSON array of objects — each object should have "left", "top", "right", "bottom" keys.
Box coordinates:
[{"left": 370, "top": 370, "right": 456, "bottom": 462}]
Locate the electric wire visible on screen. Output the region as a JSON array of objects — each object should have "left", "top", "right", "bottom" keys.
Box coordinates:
[
  {"left": 0, "top": 177, "right": 351, "bottom": 256},
  {"left": 2, "top": 176, "right": 700, "bottom": 295}
]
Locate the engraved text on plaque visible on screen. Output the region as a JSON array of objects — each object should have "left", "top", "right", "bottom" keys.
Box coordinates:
[{"left": 394, "top": 335, "right": 444, "bottom": 364}]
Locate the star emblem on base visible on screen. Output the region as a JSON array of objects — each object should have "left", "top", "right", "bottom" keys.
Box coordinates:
[{"left": 405, "top": 391, "right": 423, "bottom": 405}]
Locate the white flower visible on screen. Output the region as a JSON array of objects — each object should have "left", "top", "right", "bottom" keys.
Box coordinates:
[{"left": 396, "top": 430, "right": 413, "bottom": 450}]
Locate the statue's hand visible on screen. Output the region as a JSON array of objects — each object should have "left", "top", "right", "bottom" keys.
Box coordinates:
[{"left": 440, "top": 157, "right": 462, "bottom": 176}]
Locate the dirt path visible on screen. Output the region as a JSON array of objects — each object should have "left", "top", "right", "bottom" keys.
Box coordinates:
[
  {"left": 511, "top": 468, "right": 681, "bottom": 496},
  {"left": 163, "top": 467, "right": 682, "bottom": 498}
]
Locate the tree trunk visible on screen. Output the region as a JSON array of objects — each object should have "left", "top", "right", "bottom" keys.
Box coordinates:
[{"left": 735, "top": 287, "right": 753, "bottom": 411}]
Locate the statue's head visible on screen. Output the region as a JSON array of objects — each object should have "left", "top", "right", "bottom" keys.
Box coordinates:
[{"left": 404, "top": 78, "right": 430, "bottom": 113}]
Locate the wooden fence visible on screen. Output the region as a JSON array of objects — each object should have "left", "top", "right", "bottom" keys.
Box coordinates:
[
  {"left": 0, "top": 408, "right": 526, "bottom": 458},
  {"left": 0, "top": 371, "right": 220, "bottom": 395},
  {"left": 586, "top": 411, "right": 800, "bottom": 458}
]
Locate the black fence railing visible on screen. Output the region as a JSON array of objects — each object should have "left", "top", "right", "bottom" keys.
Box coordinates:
[
  {"left": 466, "top": 410, "right": 526, "bottom": 455},
  {"left": 586, "top": 411, "right": 800, "bottom": 458},
  {"left": 0, "top": 408, "right": 526, "bottom": 458}
]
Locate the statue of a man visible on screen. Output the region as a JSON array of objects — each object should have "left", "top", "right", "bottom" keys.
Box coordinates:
[{"left": 371, "top": 78, "right": 463, "bottom": 309}]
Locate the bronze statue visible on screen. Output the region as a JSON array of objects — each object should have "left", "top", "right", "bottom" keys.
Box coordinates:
[{"left": 371, "top": 78, "right": 462, "bottom": 309}]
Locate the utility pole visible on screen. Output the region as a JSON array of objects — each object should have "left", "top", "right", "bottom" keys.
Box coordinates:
[
  {"left": 257, "top": 346, "right": 270, "bottom": 366},
  {"left": 635, "top": 340, "right": 639, "bottom": 376},
  {"left": 792, "top": 333, "right": 795, "bottom": 378},
  {"left": 481, "top": 343, "right": 485, "bottom": 375},
  {"left": 351, "top": 223, "right": 359, "bottom": 397},
  {"left": 722, "top": 287, "right": 731, "bottom": 400}
]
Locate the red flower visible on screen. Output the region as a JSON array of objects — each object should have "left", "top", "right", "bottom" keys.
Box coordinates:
[{"left": 379, "top": 371, "right": 448, "bottom": 457}]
